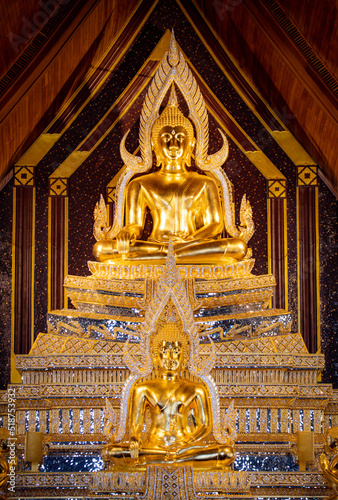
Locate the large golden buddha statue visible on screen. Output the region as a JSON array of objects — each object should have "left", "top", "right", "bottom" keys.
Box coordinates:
[
  {"left": 103, "top": 323, "right": 234, "bottom": 469},
  {"left": 94, "top": 101, "right": 247, "bottom": 264},
  {"left": 93, "top": 32, "right": 254, "bottom": 266}
]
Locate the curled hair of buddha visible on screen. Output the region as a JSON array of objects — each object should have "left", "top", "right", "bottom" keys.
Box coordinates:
[{"left": 150, "top": 321, "right": 190, "bottom": 365}]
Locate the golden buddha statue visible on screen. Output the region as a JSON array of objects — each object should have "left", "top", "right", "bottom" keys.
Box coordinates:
[
  {"left": 93, "top": 32, "right": 254, "bottom": 266},
  {"left": 94, "top": 102, "right": 247, "bottom": 264},
  {"left": 320, "top": 427, "right": 338, "bottom": 499},
  {"left": 103, "top": 323, "right": 234, "bottom": 469}
]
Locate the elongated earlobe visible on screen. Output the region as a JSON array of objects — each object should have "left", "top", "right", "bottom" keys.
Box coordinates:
[{"left": 186, "top": 142, "right": 195, "bottom": 167}]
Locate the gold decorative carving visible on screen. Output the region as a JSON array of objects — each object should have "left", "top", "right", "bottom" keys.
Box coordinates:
[
  {"left": 198, "top": 288, "right": 273, "bottom": 310},
  {"left": 268, "top": 179, "right": 286, "bottom": 198},
  {"left": 273, "top": 334, "right": 307, "bottom": 354},
  {"left": 249, "top": 471, "right": 326, "bottom": 486},
  {"left": 48, "top": 320, "right": 115, "bottom": 339},
  {"left": 16, "top": 349, "right": 326, "bottom": 371},
  {"left": 87, "top": 259, "right": 255, "bottom": 280},
  {"left": 192, "top": 273, "right": 276, "bottom": 293},
  {"left": 65, "top": 267, "right": 277, "bottom": 314},
  {"left": 93, "top": 470, "right": 145, "bottom": 493},
  {"left": 49, "top": 177, "right": 68, "bottom": 196},
  {"left": 65, "top": 272, "right": 146, "bottom": 291},
  {"left": 14, "top": 166, "right": 34, "bottom": 186},
  {"left": 66, "top": 289, "right": 147, "bottom": 310},
  {"left": 298, "top": 165, "right": 318, "bottom": 186},
  {"left": 13, "top": 470, "right": 328, "bottom": 495}
]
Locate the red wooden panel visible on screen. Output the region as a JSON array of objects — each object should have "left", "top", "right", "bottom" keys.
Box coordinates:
[
  {"left": 270, "top": 197, "right": 285, "bottom": 310},
  {"left": 14, "top": 186, "right": 34, "bottom": 354},
  {"left": 298, "top": 185, "right": 318, "bottom": 353}
]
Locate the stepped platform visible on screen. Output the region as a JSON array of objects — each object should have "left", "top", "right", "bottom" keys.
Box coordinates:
[{"left": 0, "top": 262, "right": 337, "bottom": 498}]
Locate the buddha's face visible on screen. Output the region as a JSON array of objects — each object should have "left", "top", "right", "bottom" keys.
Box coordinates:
[
  {"left": 157, "top": 340, "right": 183, "bottom": 374},
  {"left": 157, "top": 126, "right": 191, "bottom": 163}
]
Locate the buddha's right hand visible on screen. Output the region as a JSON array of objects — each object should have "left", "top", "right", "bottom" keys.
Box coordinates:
[
  {"left": 116, "top": 229, "right": 135, "bottom": 255},
  {"left": 129, "top": 437, "right": 140, "bottom": 459}
]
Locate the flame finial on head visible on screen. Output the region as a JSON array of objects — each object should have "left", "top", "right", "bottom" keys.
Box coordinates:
[{"left": 168, "top": 29, "right": 179, "bottom": 66}]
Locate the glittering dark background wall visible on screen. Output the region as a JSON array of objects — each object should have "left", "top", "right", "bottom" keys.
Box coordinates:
[
  {"left": 0, "top": 0, "right": 337, "bottom": 389},
  {"left": 0, "top": 180, "right": 13, "bottom": 390},
  {"left": 319, "top": 181, "right": 338, "bottom": 386}
]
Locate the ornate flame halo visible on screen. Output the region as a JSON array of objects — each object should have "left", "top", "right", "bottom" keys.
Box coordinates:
[{"left": 100, "top": 30, "right": 254, "bottom": 246}]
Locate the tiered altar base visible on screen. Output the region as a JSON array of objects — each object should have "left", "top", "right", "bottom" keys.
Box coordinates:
[
  {"left": 1, "top": 261, "right": 337, "bottom": 498},
  {"left": 14, "top": 468, "right": 329, "bottom": 498}
]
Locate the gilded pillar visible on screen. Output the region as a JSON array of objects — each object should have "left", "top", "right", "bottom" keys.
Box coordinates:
[
  {"left": 297, "top": 166, "right": 320, "bottom": 353},
  {"left": 267, "top": 179, "right": 288, "bottom": 310},
  {"left": 12, "top": 166, "right": 35, "bottom": 354},
  {"left": 48, "top": 178, "right": 68, "bottom": 311}
]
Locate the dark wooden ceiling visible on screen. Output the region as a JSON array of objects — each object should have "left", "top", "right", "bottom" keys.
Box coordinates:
[
  {"left": 0, "top": 0, "right": 140, "bottom": 184},
  {"left": 194, "top": 0, "right": 337, "bottom": 193},
  {"left": 274, "top": 0, "right": 337, "bottom": 78},
  {"left": 0, "top": 0, "right": 337, "bottom": 193}
]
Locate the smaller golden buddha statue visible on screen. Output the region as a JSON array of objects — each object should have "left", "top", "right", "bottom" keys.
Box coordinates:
[
  {"left": 320, "top": 427, "right": 338, "bottom": 499},
  {"left": 0, "top": 428, "right": 9, "bottom": 491},
  {"left": 103, "top": 323, "right": 234, "bottom": 469}
]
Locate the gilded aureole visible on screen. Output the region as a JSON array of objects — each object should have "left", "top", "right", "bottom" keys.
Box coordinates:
[{"left": 93, "top": 31, "right": 254, "bottom": 266}]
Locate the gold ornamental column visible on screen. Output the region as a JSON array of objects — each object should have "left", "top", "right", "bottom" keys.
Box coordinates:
[
  {"left": 48, "top": 178, "right": 68, "bottom": 311},
  {"left": 12, "top": 166, "right": 35, "bottom": 355},
  {"left": 297, "top": 166, "right": 320, "bottom": 353},
  {"left": 267, "top": 179, "right": 288, "bottom": 310}
]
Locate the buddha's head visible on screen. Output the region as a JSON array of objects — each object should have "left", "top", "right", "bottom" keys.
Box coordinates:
[
  {"left": 151, "top": 322, "right": 189, "bottom": 376},
  {"left": 151, "top": 104, "right": 195, "bottom": 167}
]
